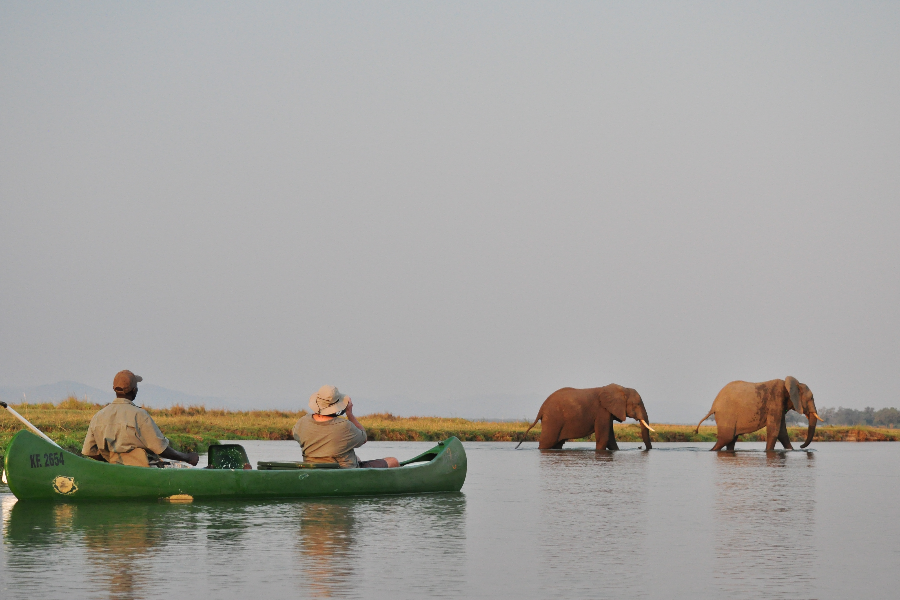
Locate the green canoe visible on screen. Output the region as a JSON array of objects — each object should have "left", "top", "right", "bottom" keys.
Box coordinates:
[{"left": 2, "top": 430, "right": 466, "bottom": 502}]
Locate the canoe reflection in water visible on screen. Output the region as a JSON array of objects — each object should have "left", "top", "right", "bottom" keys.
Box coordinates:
[
  {"left": 6, "top": 501, "right": 163, "bottom": 600},
  {"left": 81, "top": 504, "right": 162, "bottom": 599},
  {"left": 2, "top": 492, "right": 467, "bottom": 600}
]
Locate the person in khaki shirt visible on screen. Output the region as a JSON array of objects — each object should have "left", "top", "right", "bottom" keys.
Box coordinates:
[
  {"left": 82, "top": 370, "right": 199, "bottom": 467},
  {"left": 294, "top": 385, "right": 400, "bottom": 469}
]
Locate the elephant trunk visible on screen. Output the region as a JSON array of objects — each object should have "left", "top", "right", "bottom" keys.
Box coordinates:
[
  {"left": 640, "top": 421, "right": 653, "bottom": 450},
  {"left": 800, "top": 414, "right": 817, "bottom": 449}
]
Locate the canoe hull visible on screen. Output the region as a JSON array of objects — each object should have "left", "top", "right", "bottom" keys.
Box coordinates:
[{"left": 3, "top": 431, "right": 467, "bottom": 502}]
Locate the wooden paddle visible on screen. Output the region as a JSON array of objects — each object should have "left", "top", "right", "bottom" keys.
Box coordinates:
[{"left": 0, "top": 400, "right": 61, "bottom": 448}]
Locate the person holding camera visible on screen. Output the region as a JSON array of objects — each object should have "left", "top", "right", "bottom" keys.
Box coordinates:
[{"left": 293, "top": 385, "right": 399, "bottom": 469}]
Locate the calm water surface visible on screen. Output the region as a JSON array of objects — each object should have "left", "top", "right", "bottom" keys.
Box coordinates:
[{"left": 2, "top": 441, "right": 898, "bottom": 599}]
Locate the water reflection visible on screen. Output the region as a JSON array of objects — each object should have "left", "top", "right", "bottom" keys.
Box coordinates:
[
  {"left": 5, "top": 501, "right": 168, "bottom": 600},
  {"left": 80, "top": 503, "right": 163, "bottom": 600},
  {"left": 713, "top": 451, "right": 816, "bottom": 599},
  {"left": 538, "top": 449, "right": 649, "bottom": 598},
  {"left": 0, "top": 492, "right": 13, "bottom": 521},
  {"left": 289, "top": 494, "right": 468, "bottom": 599},
  {"left": 293, "top": 499, "right": 358, "bottom": 597},
  {"left": 6, "top": 442, "right": 894, "bottom": 598},
  {"left": 2, "top": 493, "right": 467, "bottom": 600}
]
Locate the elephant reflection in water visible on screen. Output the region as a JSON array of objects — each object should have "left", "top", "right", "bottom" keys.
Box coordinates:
[
  {"left": 712, "top": 451, "right": 816, "bottom": 597},
  {"left": 696, "top": 376, "right": 825, "bottom": 451},
  {"left": 535, "top": 448, "right": 650, "bottom": 597},
  {"left": 518, "top": 384, "right": 655, "bottom": 450},
  {"left": 294, "top": 499, "right": 357, "bottom": 597}
]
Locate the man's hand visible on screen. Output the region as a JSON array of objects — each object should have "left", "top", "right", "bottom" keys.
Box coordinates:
[
  {"left": 161, "top": 446, "right": 200, "bottom": 466},
  {"left": 345, "top": 398, "right": 366, "bottom": 435}
]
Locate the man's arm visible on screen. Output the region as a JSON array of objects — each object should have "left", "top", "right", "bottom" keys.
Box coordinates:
[
  {"left": 136, "top": 410, "right": 199, "bottom": 465},
  {"left": 345, "top": 400, "right": 366, "bottom": 444},
  {"left": 160, "top": 445, "right": 200, "bottom": 466}
]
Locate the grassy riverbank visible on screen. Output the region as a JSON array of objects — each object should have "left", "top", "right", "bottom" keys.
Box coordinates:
[{"left": 2, "top": 398, "right": 898, "bottom": 463}]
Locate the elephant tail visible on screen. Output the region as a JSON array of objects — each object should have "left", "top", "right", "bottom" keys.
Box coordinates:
[
  {"left": 515, "top": 411, "right": 542, "bottom": 449},
  {"left": 695, "top": 409, "right": 715, "bottom": 433}
]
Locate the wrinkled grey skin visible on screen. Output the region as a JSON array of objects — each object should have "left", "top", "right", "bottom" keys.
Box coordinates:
[
  {"left": 517, "top": 385, "right": 653, "bottom": 451},
  {"left": 695, "top": 376, "right": 821, "bottom": 451}
]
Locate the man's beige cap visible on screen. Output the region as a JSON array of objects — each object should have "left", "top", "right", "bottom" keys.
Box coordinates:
[
  {"left": 308, "top": 385, "right": 350, "bottom": 415},
  {"left": 113, "top": 370, "right": 143, "bottom": 394}
]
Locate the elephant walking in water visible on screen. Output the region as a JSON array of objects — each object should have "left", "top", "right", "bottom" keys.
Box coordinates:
[
  {"left": 516, "top": 385, "right": 655, "bottom": 450},
  {"left": 695, "top": 376, "right": 825, "bottom": 451}
]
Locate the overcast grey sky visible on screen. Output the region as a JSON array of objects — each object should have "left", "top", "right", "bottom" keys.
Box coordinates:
[{"left": 1, "top": 1, "right": 898, "bottom": 420}]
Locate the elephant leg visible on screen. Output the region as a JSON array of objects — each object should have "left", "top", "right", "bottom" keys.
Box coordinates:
[
  {"left": 765, "top": 417, "right": 780, "bottom": 451},
  {"left": 777, "top": 416, "right": 793, "bottom": 450},
  {"left": 710, "top": 426, "right": 736, "bottom": 451},
  {"left": 594, "top": 418, "right": 610, "bottom": 451},
  {"left": 606, "top": 419, "right": 619, "bottom": 451},
  {"left": 539, "top": 420, "right": 564, "bottom": 449}
]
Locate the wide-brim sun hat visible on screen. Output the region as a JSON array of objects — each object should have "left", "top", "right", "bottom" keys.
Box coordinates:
[{"left": 309, "top": 385, "right": 350, "bottom": 415}]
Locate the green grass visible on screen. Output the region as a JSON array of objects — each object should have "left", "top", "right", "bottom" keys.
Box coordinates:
[{"left": 2, "top": 398, "right": 898, "bottom": 464}]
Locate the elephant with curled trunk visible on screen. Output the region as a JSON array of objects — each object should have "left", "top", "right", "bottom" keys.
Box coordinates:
[
  {"left": 695, "top": 376, "right": 825, "bottom": 451},
  {"left": 516, "top": 385, "right": 655, "bottom": 450}
]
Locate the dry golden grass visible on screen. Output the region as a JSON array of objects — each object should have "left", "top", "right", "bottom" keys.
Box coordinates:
[
  {"left": 2, "top": 398, "right": 897, "bottom": 464},
  {"left": 359, "top": 413, "right": 536, "bottom": 442}
]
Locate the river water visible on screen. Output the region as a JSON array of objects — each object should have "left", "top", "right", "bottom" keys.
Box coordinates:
[{"left": 1, "top": 441, "right": 898, "bottom": 599}]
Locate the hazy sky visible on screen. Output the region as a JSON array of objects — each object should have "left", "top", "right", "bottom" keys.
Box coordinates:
[{"left": 1, "top": 2, "right": 898, "bottom": 420}]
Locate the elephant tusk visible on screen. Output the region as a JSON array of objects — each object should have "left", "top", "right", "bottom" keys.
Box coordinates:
[
  {"left": 812, "top": 412, "right": 825, "bottom": 423},
  {"left": 640, "top": 419, "right": 656, "bottom": 432}
]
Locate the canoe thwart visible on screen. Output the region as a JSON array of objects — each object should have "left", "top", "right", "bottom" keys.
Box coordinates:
[{"left": 257, "top": 461, "right": 341, "bottom": 470}]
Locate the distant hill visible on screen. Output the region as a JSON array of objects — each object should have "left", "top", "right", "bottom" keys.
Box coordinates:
[
  {"left": 0, "top": 381, "right": 115, "bottom": 405},
  {"left": 0, "top": 381, "right": 235, "bottom": 410}
]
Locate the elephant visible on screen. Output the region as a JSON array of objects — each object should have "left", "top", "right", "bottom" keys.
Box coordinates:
[
  {"left": 695, "top": 376, "right": 825, "bottom": 451},
  {"left": 516, "top": 384, "right": 655, "bottom": 450}
]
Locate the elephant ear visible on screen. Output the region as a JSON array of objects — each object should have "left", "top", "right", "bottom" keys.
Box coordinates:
[
  {"left": 785, "top": 376, "right": 802, "bottom": 413},
  {"left": 599, "top": 390, "right": 627, "bottom": 422}
]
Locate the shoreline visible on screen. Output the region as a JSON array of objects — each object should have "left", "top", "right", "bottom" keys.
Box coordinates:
[{"left": 2, "top": 401, "right": 898, "bottom": 463}]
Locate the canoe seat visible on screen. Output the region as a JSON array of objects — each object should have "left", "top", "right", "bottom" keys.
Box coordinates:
[
  {"left": 257, "top": 461, "right": 341, "bottom": 470},
  {"left": 207, "top": 444, "right": 250, "bottom": 469}
]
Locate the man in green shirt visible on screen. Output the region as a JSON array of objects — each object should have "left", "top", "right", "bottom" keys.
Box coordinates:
[{"left": 293, "top": 385, "right": 399, "bottom": 469}]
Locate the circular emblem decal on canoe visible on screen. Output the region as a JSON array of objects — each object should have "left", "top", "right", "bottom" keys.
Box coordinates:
[{"left": 52, "top": 475, "right": 78, "bottom": 495}]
